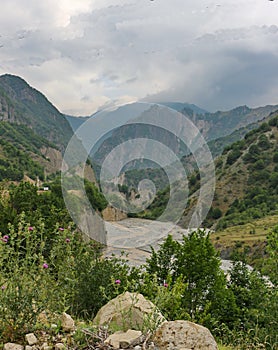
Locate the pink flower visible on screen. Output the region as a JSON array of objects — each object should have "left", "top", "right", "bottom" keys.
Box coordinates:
[
  {"left": 1, "top": 285, "right": 6, "bottom": 290},
  {"left": 115, "top": 279, "right": 121, "bottom": 285},
  {"left": 28, "top": 226, "right": 34, "bottom": 231},
  {"left": 59, "top": 227, "right": 64, "bottom": 231},
  {"left": 42, "top": 263, "right": 49, "bottom": 269},
  {"left": 2, "top": 235, "right": 9, "bottom": 243},
  {"left": 65, "top": 238, "right": 70, "bottom": 243},
  {"left": 163, "top": 283, "right": 169, "bottom": 288}
]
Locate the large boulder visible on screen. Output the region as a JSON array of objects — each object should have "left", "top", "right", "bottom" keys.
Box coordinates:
[
  {"left": 152, "top": 320, "right": 218, "bottom": 350},
  {"left": 93, "top": 291, "right": 165, "bottom": 330}
]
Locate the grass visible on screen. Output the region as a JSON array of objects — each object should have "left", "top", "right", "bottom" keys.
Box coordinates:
[{"left": 211, "top": 214, "right": 278, "bottom": 247}]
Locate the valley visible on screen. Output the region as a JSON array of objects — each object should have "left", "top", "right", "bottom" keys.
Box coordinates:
[{"left": 0, "top": 74, "right": 277, "bottom": 349}]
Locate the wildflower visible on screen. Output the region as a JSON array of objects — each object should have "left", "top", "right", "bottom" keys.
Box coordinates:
[
  {"left": 1, "top": 235, "right": 9, "bottom": 243},
  {"left": 42, "top": 263, "right": 49, "bottom": 269},
  {"left": 163, "top": 282, "right": 168, "bottom": 288},
  {"left": 28, "top": 226, "right": 34, "bottom": 231},
  {"left": 65, "top": 238, "right": 70, "bottom": 243},
  {"left": 115, "top": 279, "right": 121, "bottom": 285},
  {"left": 59, "top": 227, "right": 64, "bottom": 231},
  {"left": 1, "top": 285, "right": 6, "bottom": 290}
]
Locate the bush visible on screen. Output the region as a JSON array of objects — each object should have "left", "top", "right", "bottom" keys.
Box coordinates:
[{"left": 0, "top": 213, "right": 133, "bottom": 341}]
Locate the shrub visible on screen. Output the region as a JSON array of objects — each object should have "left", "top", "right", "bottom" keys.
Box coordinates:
[{"left": 0, "top": 213, "right": 132, "bottom": 341}]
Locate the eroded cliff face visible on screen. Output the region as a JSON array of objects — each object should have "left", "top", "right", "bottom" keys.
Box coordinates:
[
  {"left": 39, "top": 146, "right": 65, "bottom": 174},
  {"left": 0, "top": 96, "right": 16, "bottom": 122},
  {"left": 102, "top": 206, "right": 127, "bottom": 221}
]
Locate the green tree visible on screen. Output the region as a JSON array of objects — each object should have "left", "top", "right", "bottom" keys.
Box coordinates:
[
  {"left": 145, "top": 230, "right": 227, "bottom": 321},
  {"left": 176, "top": 230, "right": 226, "bottom": 319},
  {"left": 146, "top": 234, "right": 179, "bottom": 284}
]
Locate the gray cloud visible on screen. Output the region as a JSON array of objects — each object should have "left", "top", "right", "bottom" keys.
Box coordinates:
[{"left": 0, "top": 0, "right": 277, "bottom": 115}]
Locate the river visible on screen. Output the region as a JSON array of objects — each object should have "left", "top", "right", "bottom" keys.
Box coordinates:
[{"left": 103, "top": 218, "right": 242, "bottom": 274}]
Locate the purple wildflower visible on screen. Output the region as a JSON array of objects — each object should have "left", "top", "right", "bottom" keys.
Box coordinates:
[
  {"left": 28, "top": 226, "right": 34, "bottom": 231},
  {"left": 59, "top": 227, "right": 64, "bottom": 231},
  {"left": 42, "top": 263, "right": 49, "bottom": 269},
  {"left": 163, "top": 282, "right": 169, "bottom": 288},
  {"left": 65, "top": 238, "right": 70, "bottom": 243},
  {"left": 115, "top": 279, "right": 121, "bottom": 285},
  {"left": 1, "top": 285, "right": 6, "bottom": 290},
  {"left": 2, "top": 235, "right": 9, "bottom": 243},
  {"left": 1, "top": 237, "right": 8, "bottom": 243}
]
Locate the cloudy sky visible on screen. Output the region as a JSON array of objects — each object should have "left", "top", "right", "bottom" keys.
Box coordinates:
[{"left": 0, "top": 0, "right": 277, "bottom": 116}]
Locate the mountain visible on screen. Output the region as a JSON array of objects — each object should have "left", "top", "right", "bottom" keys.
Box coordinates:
[
  {"left": 131, "top": 112, "right": 278, "bottom": 230},
  {"left": 66, "top": 103, "right": 278, "bottom": 168},
  {"left": 0, "top": 121, "right": 63, "bottom": 182},
  {"left": 66, "top": 114, "right": 89, "bottom": 131},
  {"left": 207, "top": 110, "right": 278, "bottom": 157},
  {"left": 158, "top": 102, "right": 208, "bottom": 115},
  {"left": 0, "top": 74, "right": 73, "bottom": 150},
  {"left": 182, "top": 113, "right": 278, "bottom": 229},
  {"left": 187, "top": 104, "right": 278, "bottom": 141},
  {"left": 0, "top": 74, "right": 76, "bottom": 182}
]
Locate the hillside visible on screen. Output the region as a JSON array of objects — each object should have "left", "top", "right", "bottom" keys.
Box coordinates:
[
  {"left": 187, "top": 104, "right": 278, "bottom": 141},
  {"left": 134, "top": 113, "right": 278, "bottom": 231},
  {"left": 202, "top": 109, "right": 278, "bottom": 158},
  {"left": 0, "top": 122, "right": 57, "bottom": 181},
  {"left": 0, "top": 74, "right": 73, "bottom": 150},
  {"left": 210, "top": 114, "right": 278, "bottom": 229}
]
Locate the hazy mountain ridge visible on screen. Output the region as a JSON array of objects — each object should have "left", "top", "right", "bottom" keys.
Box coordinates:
[{"left": 184, "top": 104, "right": 278, "bottom": 141}]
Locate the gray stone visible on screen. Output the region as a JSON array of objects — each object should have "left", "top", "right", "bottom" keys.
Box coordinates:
[
  {"left": 61, "top": 312, "right": 75, "bottom": 332},
  {"left": 54, "top": 344, "right": 65, "bottom": 350},
  {"left": 25, "top": 333, "right": 38, "bottom": 346},
  {"left": 3, "top": 344, "right": 24, "bottom": 350},
  {"left": 152, "top": 320, "right": 218, "bottom": 350},
  {"left": 94, "top": 291, "right": 165, "bottom": 330},
  {"left": 104, "top": 329, "right": 142, "bottom": 349}
]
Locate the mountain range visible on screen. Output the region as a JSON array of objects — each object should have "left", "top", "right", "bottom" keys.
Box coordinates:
[{"left": 0, "top": 73, "right": 277, "bottom": 233}]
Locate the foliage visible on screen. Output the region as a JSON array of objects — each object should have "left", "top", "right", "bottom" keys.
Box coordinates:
[
  {"left": 84, "top": 179, "right": 108, "bottom": 212},
  {"left": 0, "top": 122, "right": 46, "bottom": 181},
  {"left": 145, "top": 230, "right": 229, "bottom": 322},
  {"left": 0, "top": 181, "right": 71, "bottom": 235},
  {"left": 0, "top": 75, "right": 73, "bottom": 149},
  {"left": 0, "top": 214, "right": 134, "bottom": 342},
  {"left": 217, "top": 115, "right": 278, "bottom": 229},
  {"left": 143, "top": 231, "right": 277, "bottom": 349}
]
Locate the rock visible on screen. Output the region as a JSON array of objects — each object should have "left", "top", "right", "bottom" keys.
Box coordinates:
[
  {"left": 94, "top": 291, "right": 165, "bottom": 330},
  {"left": 61, "top": 312, "right": 75, "bottom": 332},
  {"left": 102, "top": 206, "right": 127, "bottom": 221},
  {"left": 134, "top": 346, "right": 142, "bottom": 350},
  {"left": 25, "top": 347, "right": 33, "bottom": 350},
  {"left": 54, "top": 344, "right": 65, "bottom": 350},
  {"left": 37, "top": 311, "right": 50, "bottom": 326},
  {"left": 40, "top": 343, "right": 52, "bottom": 350},
  {"left": 25, "top": 333, "right": 38, "bottom": 346},
  {"left": 3, "top": 344, "right": 24, "bottom": 350},
  {"left": 152, "top": 320, "right": 218, "bottom": 350},
  {"left": 104, "top": 329, "right": 142, "bottom": 349}
]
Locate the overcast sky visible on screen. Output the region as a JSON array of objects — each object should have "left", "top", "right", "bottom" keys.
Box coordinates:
[{"left": 0, "top": 0, "right": 277, "bottom": 116}]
